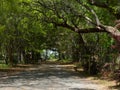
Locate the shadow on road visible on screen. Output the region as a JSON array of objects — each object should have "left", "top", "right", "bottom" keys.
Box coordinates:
[
  {"left": 0, "top": 64, "right": 93, "bottom": 84},
  {"left": 0, "top": 64, "right": 108, "bottom": 90},
  {"left": 1, "top": 68, "right": 83, "bottom": 81},
  {"left": 109, "top": 85, "right": 120, "bottom": 90}
]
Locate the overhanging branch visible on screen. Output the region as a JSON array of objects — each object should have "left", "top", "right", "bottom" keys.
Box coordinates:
[
  {"left": 76, "top": 0, "right": 101, "bottom": 26},
  {"left": 87, "top": 0, "right": 120, "bottom": 19},
  {"left": 52, "top": 21, "right": 107, "bottom": 33},
  {"left": 88, "top": 0, "right": 109, "bottom": 8},
  {"left": 77, "top": 28, "right": 107, "bottom": 33}
]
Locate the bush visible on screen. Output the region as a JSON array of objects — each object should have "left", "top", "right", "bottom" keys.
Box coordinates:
[{"left": 114, "top": 69, "right": 120, "bottom": 85}]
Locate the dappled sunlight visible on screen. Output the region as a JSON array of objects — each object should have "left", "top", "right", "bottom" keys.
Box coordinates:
[
  {"left": 0, "top": 0, "right": 120, "bottom": 89},
  {"left": 0, "top": 64, "right": 108, "bottom": 90}
]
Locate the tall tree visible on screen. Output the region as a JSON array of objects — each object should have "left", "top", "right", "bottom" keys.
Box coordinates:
[{"left": 31, "top": 0, "right": 120, "bottom": 73}]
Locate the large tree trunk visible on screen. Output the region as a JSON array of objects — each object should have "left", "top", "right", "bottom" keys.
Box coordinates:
[{"left": 7, "top": 46, "right": 13, "bottom": 66}]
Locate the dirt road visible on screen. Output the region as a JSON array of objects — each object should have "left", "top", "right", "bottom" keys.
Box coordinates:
[{"left": 0, "top": 64, "right": 111, "bottom": 90}]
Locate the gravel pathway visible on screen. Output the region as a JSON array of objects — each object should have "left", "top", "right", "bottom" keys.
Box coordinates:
[{"left": 0, "top": 64, "right": 108, "bottom": 90}]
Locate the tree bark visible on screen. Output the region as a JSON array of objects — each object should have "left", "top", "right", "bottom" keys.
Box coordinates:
[{"left": 7, "top": 46, "right": 13, "bottom": 66}]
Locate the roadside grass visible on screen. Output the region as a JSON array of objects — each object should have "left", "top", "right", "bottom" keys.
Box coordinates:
[
  {"left": 0, "top": 64, "right": 10, "bottom": 69},
  {"left": 46, "top": 59, "right": 73, "bottom": 64},
  {"left": 58, "top": 59, "right": 73, "bottom": 64}
]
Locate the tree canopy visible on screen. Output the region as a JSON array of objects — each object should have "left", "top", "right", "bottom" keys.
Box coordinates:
[{"left": 0, "top": 0, "right": 120, "bottom": 75}]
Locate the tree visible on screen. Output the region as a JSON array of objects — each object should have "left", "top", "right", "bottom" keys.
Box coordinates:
[
  {"left": 31, "top": 0, "right": 120, "bottom": 73},
  {"left": 0, "top": 0, "right": 47, "bottom": 65}
]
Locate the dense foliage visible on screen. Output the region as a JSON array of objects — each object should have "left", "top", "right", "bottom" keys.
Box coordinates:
[{"left": 0, "top": 0, "right": 120, "bottom": 78}]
